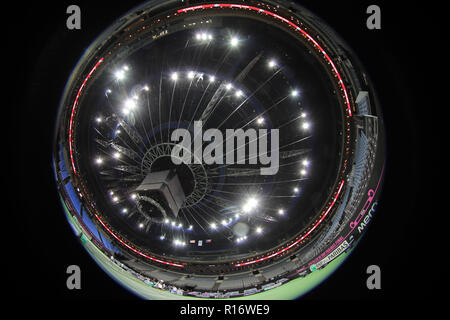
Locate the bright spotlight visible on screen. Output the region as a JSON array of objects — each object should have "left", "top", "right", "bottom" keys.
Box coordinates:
[
  {"left": 256, "top": 227, "right": 263, "bottom": 234},
  {"left": 112, "top": 196, "right": 119, "bottom": 203},
  {"left": 113, "top": 152, "right": 120, "bottom": 159},
  {"left": 291, "top": 90, "right": 299, "bottom": 97},
  {"left": 302, "top": 159, "right": 309, "bottom": 166},
  {"left": 225, "top": 83, "right": 233, "bottom": 90},
  {"left": 122, "top": 208, "right": 128, "bottom": 213},
  {"left": 209, "top": 76, "right": 215, "bottom": 82},
  {"left": 293, "top": 187, "right": 299, "bottom": 193},
  {"left": 302, "top": 122, "right": 310, "bottom": 130},
  {"left": 131, "top": 194, "right": 137, "bottom": 200},
  {"left": 242, "top": 197, "right": 258, "bottom": 213},
  {"left": 256, "top": 117, "right": 264, "bottom": 125},
  {"left": 139, "top": 223, "right": 144, "bottom": 228},
  {"left": 95, "top": 157, "right": 103, "bottom": 164},
  {"left": 210, "top": 222, "right": 217, "bottom": 229},
  {"left": 171, "top": 72, "right": 178, "bottom": 81},
  {"left": 300, "top": 169, "right": 307, "bottom": 176},
  {"left": 124, "top": 98, "right": 136, "bottom": 109},
  {"left": 96, "top": 117, "right": 102, "bottom": 123},
  {"left": 143, "top": 85, "right": 149, "bottom": 91},
  {"left": 278, "top": 209, "right": 284, "bottom": 215},
  {"left": 235, "top": 90, "right": 243, "bottom": 97},
  {"left": 115, "top": 70, "right": 125, "bottom": 80},
  {"left": 187, "top": 71, "right": 195, "bottom": 79},
  {"left": 230, "top": 37, "right": 239, "bottom": 47},
  {"left": 268, "top": 60, "right": 277, "bottom": 68}
]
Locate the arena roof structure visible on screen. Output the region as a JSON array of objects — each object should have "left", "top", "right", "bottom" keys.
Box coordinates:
[{"left": 53, "top": 0, "right": 385, "bottom": 299}]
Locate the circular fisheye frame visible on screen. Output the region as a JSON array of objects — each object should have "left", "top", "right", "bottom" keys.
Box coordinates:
[{"left": 53, "top": 0, "right": 385, "bottom": 299}]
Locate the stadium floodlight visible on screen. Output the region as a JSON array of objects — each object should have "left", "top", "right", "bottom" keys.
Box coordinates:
[
  {"left": 171, "top": 72, "right": 179, "bottom": 81},
  {"left": 302, "top": 122, "right": 310, "bottom": 130},
  {"left": 291, "top": 89, "right": 299, "bottom": 97},
  {"left": 230, "top": 37, "right": 239, "bottom": 47},
  {"left": 268, "top": 60, "right": 277, "bottom": 68},
  {"left": 242, "top": 197, "right": 258, "bottom": 213},
  {"left": 124, "top": 98, "right": 136, "bottom": 109},
  {"left": 95, "top": 157, "right": 103, "bottom": 164},
  {"left": 278, "top": 209, "right": 284, "bottom": 215},
  {"left": 115, "top": 69, "right": 125, "bottom": 80}
]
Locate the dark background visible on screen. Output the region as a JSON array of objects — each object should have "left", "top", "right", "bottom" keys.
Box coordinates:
[{"left": 7, "top": 0, "right": 440, "bottom": 306}]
